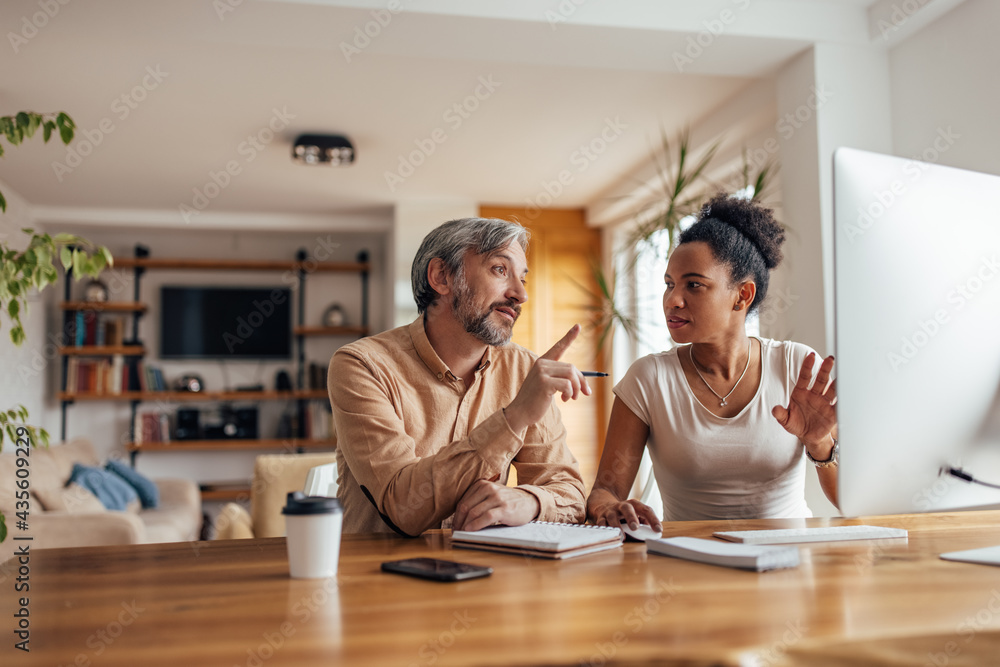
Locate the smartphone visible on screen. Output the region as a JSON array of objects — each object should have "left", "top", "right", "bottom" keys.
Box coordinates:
[{"left": 381, "top": 558, "right": 493, "bottom": 582}]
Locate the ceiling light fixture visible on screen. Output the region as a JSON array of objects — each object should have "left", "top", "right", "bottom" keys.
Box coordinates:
[{"left": 292, "top": 133, "right": 355, "bottom": 166}]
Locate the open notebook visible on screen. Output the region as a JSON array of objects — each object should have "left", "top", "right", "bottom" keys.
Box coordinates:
[{"left": 451, "top": 521, "right": 624, "bottom": 559}]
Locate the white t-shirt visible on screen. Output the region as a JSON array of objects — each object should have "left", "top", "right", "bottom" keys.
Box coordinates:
[{"left": 614, "top": 338, "right": 818, "bottom": 521}]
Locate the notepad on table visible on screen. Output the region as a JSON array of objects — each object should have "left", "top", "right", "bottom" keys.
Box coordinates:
[
  {"left": 647, "top": 536, "right": 800, "bottom": 572},
  {"left": 451, "top": 521, "right": 624, "bottom": 560},
  {"left": 713, "top": 525, "right": 907, "bottom": 545}
]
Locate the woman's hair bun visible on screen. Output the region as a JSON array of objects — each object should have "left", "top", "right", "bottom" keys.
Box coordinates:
[{"left": 699, "top": 193, "right": 785, "bottom": 269}]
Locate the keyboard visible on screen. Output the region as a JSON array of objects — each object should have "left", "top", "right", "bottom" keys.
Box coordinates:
[{"left": 713, "top": 525, "right": 908, "bottom": 545}]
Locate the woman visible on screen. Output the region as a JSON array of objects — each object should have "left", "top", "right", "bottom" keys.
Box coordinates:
[{"left": 587, "top": 194, "right": 839, "bottom": 531}]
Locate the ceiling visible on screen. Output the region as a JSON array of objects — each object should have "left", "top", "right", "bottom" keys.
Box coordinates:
[{"left": 0, "top": 0, "right": 910, "bottom": 222}]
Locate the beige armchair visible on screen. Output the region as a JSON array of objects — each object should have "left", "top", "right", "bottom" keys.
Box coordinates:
[{"left": 213, "top": 452, "right": 337, "bottom": 540}]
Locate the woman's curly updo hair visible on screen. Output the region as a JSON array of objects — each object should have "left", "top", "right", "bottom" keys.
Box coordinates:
[{"left": 677, "top": 193, "right": 785, "bottom": 314}]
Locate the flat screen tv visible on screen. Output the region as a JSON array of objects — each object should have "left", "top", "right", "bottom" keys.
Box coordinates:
[{"left": 160, "top": 286, "right": 292, "bottom": 359}]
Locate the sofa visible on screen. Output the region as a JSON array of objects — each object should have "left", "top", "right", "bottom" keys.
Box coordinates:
[{"left": 0, "top": 437, "right": 201, "bottom": 564}]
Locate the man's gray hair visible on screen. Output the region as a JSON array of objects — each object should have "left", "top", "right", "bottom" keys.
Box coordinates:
[{"left": 411, "top": 217, "right": 529, "bottom": 313}]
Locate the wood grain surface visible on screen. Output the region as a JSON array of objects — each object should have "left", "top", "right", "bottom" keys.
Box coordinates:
[{"left": 4, "top": 512, "right": 1000, "bottom": 666}]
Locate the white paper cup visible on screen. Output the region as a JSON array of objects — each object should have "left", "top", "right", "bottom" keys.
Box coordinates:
[{"left": 282, "top": 493, "right": 343, "bottom": 579}]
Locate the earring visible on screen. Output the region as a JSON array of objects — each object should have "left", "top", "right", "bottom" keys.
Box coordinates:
[{"left": 734, "top": 304, "right": 741, "bottom": 311}]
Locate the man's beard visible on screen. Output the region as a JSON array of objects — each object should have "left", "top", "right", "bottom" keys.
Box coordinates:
[{"left": 452, "top": 271, "right": 520, "bottom": 346}]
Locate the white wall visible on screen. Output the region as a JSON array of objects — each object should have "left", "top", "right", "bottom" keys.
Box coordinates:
[
  {"left": 889, "top": 0, "right": 1000, "bottom": 177},
  {"left": 393, "top": 200, "right": 479, "bottom": 327}
]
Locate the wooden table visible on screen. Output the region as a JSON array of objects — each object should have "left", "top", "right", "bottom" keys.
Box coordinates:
[{"left": 5, "top": 512, "right": 1000, "bottom": 666}]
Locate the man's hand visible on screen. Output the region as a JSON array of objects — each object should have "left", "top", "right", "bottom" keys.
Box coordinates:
[
  {"left": 504, "top": 324, "right": 591, "bottom": 434},
  {"left": 452, "top": 480, "right": 540, "bottom": 531}
]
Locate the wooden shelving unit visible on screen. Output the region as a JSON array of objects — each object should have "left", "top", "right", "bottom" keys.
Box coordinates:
[
  {"left": 58, "top": 389, "right": 329, "bottom": 402},
  {"left": 58, "top": 246, "right": 365, "bottom": 496},
  {"left": 198, "top": 483, "right": 252, "bottom": 502},
  {"left": 60, "top": 301, "right": 148, "bottom": 313},
  {"left": 125, "top": 439, "right": 336, "bottom": 453},
  {"left": 114, "top": 257, "right": 369, "bottom": 273},
  {"left": 59, "top": 345, "right": 145, "bottom": 356},
  {"left": 293, "top": 325, "right": 368, "bottom": 337}
]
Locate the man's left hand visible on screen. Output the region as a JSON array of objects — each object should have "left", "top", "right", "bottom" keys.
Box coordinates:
[{"left": 452, "top": 480, "right": 540, "bottom": 531}]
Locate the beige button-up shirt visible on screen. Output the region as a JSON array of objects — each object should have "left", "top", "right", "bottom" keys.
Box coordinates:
[{"left": 328, "top": 317, "right": 586, "bottom": 535}]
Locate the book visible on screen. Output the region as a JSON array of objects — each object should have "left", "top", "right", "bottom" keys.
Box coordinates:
[
  {"left": 451, "top": 521, "right": 624, "bottom": 560},
  {"left": 647, "top": 536, "right": 800, "bottom": 572},
  {"left": 713, "top": 525, "right": 907, "bottom": 545}
]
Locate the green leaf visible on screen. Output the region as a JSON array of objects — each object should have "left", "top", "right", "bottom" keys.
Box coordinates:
[
  {"left": 53, "top": 233, "right": 76, "bottom": 243},
  {"left": 43, "top": 120, "right": 54, "bottom": 143},
  {"left": 0, "top": 513, "right": 7, "bottom": 543},
  {"left": 15, "top": 112, "right": 29, "bottom": 130},
  {"left": 7, "top": 300, "right": 18, "bottom": 320},
  {"left": 56, "top": 112, "right": 75, "bottom": 145},
  {"left": 99, "top": 246, "right": 114, "bottom": 267},
  {"left": 0, "top": 189, "right": 5, "bottom": 213},
  {"left": 60, "top": 246, "right": 73, "bottom": 270},
  {"left": 91, "top": 252, "right": 107, "bottom": 274},
  {"left": 10, "top": 325, "right": 25, "bottom": 346}
]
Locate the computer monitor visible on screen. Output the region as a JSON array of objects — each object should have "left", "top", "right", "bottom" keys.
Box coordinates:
[{"left": 833, "top": 147, "right": 1000, "bottom": 516}]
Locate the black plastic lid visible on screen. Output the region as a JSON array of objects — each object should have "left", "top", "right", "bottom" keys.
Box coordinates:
[{"left": 281, "top": 491, "right": 343, "bottom": 516}]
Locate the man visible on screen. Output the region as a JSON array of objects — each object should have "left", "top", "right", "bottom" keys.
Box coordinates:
[{"left": 328, "top": 217, "right": 590, "bottom": 535}]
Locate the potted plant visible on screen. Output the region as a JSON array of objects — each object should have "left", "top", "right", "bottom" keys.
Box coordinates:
[{"left": 0, "top": 110, "right": 112, "bottom": 542}]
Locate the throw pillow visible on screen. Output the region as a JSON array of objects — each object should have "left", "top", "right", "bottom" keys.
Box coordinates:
[
  {"left": 105, "top": 460, "right": 160, "bottom": 509},
  {"left": 33, "top": 483, "right": 106, "bottom": 514},
  {"left": 69, "top": 463, "right": 139, "bottom": 511}
]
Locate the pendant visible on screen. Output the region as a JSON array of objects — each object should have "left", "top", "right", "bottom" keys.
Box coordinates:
[{"left": 719, "top": 400, "right": 727, "bottom": 407}]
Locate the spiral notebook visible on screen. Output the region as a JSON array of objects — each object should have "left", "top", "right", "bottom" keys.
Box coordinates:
[{"left": 451, "top": 521, "right": 624, "bottom": 560}]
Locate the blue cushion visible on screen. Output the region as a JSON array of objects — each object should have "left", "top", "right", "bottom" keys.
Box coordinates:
[
  {"left": 68, "top": 464, "right": 138, "bottom": 511},
  {"left": 106, "top": 460, "right": 160, "bottom": 509}
]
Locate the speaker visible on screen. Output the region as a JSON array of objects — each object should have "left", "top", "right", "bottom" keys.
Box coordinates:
[
  {"left": 233, "top": 407, "right": 258, "bottom": 440},
  {"left": 175, "top": 408, "right": 200, "bottom": 440}
]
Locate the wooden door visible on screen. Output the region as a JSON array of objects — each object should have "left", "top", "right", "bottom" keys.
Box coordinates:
[{"left": 480, "top": 207, "right": 606, "bottom": 490}]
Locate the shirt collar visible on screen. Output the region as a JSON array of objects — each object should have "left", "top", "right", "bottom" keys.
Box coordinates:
[{"left": 409, "top": 316, "right": 493, "bottom": 382}]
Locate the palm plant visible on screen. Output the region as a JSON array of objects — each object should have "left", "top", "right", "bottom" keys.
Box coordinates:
[{"left": 584, "top": 130, "right": 779, "bottom": 351}]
